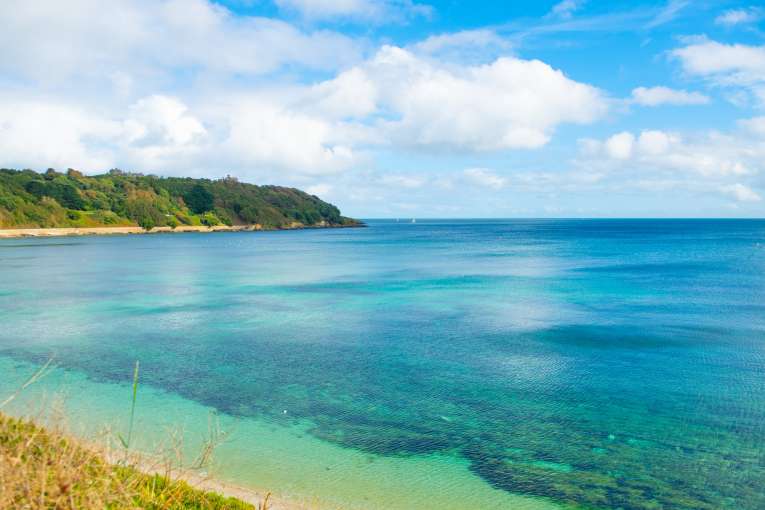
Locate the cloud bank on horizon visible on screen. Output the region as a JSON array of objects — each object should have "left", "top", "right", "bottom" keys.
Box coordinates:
[{"left": 0, "top": 0, "right": 764, "bottom": 217}]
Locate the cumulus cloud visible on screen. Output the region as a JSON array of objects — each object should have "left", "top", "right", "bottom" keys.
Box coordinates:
[
  {"left": 274, "top": 0, "right": 432, "bottom": 22},
  {"left": 463, "top": 168, "right": 507, "bottom": 189},
  {"left": 118, "top": 95, "right": 209, "bottom": 170},
  {"left": 0, "top": 0, "right": 635, "bottom": 209},
  {"left": 0, "top": 0, "right": 362, "bottom": 84},
  {"left": 0, "top": 90, "right": 364, "bottom": 177},
  {"left": 312, "top": 46, "right": 607, "bottom": 152},
  {"left": 0, "top": 45, "right": 608, "bottom": 177},
  {"left": 671, "top": 40, "right": 765, "bottom": 83},
  {"left": 565, "top": 119, "right": 765, "bottom": 210},
  {"left": 304, "top": 68, "right": 379, "bottom": 119},
  {"left": 221, "top": 99, "right": 358, "bottom": 175},
  {"left": 0, "top": 0, "right": 612, "bottom": 181},
  {"left": 671, "top": 39, "right": 765, "bottom": 106},
  {"left": 0, "top": 99, "right": 119, "bottom": 170},
  {"left": 715, "top": 7, "right": 763, "bottom": 26},
  {"left": 576, "top": 125, "right": 765, "bottom": 205},
  {"left": 604, "top": 132, "right": 635, "bottom": 159},
  {"left": 124, "top": 95, "right": 206, "bottom": 147},
  {"left": 582, "top": 128, "right": 753, "bottom": 177},
  {"left": 631, "top": 86, "right": 709, "bottom": 106}
]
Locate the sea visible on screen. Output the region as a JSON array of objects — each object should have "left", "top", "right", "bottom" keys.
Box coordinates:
[{"left": 1, "top": 219, "right": 764, "bottom": 510}]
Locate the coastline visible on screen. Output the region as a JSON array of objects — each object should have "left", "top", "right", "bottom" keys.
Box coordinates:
[
  {"left": 165, "top": 473, "right": 312, "bottom": 510},
  {"left": 0, "top": 340, "right": 562, "bottom": 510},
  {"left": 120, "top": 453, "right": 318, "bottom": 510},
  {"left": 0, "top": 223, "right": 364, "bottom": 239},
  {"left": 0, "top": 410, "right": 315, "bottom": 510}
]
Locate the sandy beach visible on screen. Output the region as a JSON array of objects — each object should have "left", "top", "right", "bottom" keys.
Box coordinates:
[
  {"left": 0, "top": 222, "right": 362, "bottom": 239},
  {"left": 131, "top": 458, "right": 321, "bottom": 510},
  {"left": 0, "top": 225, "right": 260, "bottom": 238}
]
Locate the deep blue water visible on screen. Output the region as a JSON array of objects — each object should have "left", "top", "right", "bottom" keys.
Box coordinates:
[{"left": 1, "top": 219, "right": 765, "bottom": 509}]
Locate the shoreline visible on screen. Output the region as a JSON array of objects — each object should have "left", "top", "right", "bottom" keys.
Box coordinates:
[
  {"left": 0, "top": 223, "right": 364, "bottom": 239},
  {"left": 118, "top": 452, "right": 319, "bottom": 510},
  {"left": 0, "top": 410, "right": 317, "bottom": 510}
]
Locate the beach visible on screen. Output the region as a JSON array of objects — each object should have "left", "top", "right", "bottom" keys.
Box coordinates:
[
  {"left": 0, "top": 222, "right": 362, "bottom": 239},
  {"left": 0, "top": 225, "right": 261, "bottom": 238}
]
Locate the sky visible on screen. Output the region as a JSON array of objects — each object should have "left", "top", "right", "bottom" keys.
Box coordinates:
[{"left": 1, "top": 1, "right": 765, "bottom": 218}]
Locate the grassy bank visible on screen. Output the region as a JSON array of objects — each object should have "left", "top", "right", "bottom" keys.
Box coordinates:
[{"left": 0, "top": 412, "right": 266, "bottom": 509}]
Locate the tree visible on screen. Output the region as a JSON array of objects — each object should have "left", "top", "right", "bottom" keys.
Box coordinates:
[
  {"left": 184, "top": 184, "right": 214, "bottom": 214},
  {"left": 137, "top": 214, "right": 156, "bottom": 231},
  {"left": 25, "top": 180, "right": 47, "bottom": 198},
  {"left": 56, "top": 184, "right": 85, "bottom": 210}
]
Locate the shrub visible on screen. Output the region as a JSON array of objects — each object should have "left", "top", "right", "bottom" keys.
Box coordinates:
[
  {"left": 200, "top": 212, "right": 221, "bottom": 227},
  {"left": 138, "top": 215, "right": 156, "bottom": 231}
]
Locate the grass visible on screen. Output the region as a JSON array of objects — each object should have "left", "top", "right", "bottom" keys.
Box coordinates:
[
  {"left": 0, "top": 412, "right": 266, "bottom": 509},
  {"left": 0, "top": 360, "right": 272, "bottom": 510}
]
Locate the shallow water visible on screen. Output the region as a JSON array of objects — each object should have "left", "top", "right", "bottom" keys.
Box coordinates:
[{"left": 1, "top": 219, "right": 764, "bottom": 509}]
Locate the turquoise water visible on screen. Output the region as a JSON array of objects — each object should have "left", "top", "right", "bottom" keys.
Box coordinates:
[{"left": 1, "top": 219, "right": 764, "bottom": 509}]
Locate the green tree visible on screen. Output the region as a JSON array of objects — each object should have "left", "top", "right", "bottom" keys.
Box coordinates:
[{"left": 185, "top": 185, "right": 214, "bottom": 214}]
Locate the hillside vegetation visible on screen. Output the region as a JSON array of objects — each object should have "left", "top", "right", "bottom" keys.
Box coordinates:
[{"left": 0, "top": 168, "right": 359, "bottom": 230}]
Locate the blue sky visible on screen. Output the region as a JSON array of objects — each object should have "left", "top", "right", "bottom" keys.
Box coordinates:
[{"left": 1, "top": 0, "right": 765, "bottom": 217}]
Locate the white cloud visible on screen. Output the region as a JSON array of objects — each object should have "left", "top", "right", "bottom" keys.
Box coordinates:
[
  {"left": 604, "top": 132, "right": 635, "bottom": 159},
  {"left": 304, "top": 68, "right": 379, "bottom": 119},
  {"left": 671, "top": 39, "right": 765, "bottom": 106},
  {"left": 0, "top": 0, "right": 362, "bottom": 84},
  {"left": 463, "top": 168, "right": 506, "bottom": 189},
  {"left": 548, "top": 0, "right": 583, "bottom": 20},
  {"left": 124, "top": 95, "right": 206, "bottom": 146},
  {"left": 738, "top": 116, "right": 765, "bottom": 136},
  {"left": 412, "top": 29, "right": 512, "bottom": 61},
  {"left": 0, "top": 98, "right": 120, "bottom": 170},
  {"left": 274, "top": 0, "right": 432, "bottom": 22},
  {"left": 118, "top": 95, "right": 208, "bottom": 170},
  {"left": 0, "top": 0, "right": 615, "bottom": 198},
  {"left": 722, "top": 183, "right": 762, "bottom": 202},
  {"left": 715, "top": 7, "right": 763, "bottom": 26},
  {"left": 0, "top": 44, "right": 608, "bottom": 178},
  {"left": 571, "top": 124, "right": 765, "bottom": 208},
  {"left": 631, "top": 86, "right": 709, "bottom": 106},
  {"left": 222, "top": 99, "right": 357, "bottom": 175},
  {"left": 637, "top": 130, "right": 675, "bottom": 155},
  {"left": 0, "top": 91, "right": 363, "bottom": 177},
  {"left": 671, "top": 40, "right": 765, "bottom": 82},
  {"left": 580, "top": 129, "right": 758, "bottom": 178},
  {"left": 315, "top": 46, "right": 607, "bottom": 152}
]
